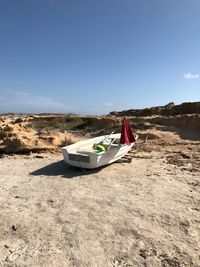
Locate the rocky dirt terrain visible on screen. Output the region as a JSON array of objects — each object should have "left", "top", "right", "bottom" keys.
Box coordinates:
[
  {"left": 0, "top": 115, "right": 86, "bottom": 154},
  {"left": 0, "top": 102, "right": 199, "bottom": 266}
]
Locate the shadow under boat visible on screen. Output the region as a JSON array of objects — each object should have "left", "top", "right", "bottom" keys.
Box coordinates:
[
  {"left": 30, "top": 155, "right": 132, "bottom": 179},
  {"left": 30, "top": 160, "right": 103, "bottom": 179}
]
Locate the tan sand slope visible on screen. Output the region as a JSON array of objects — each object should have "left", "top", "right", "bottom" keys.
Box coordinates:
[{"left": 0, "top": 116, "right": 82, "bottom": 154}]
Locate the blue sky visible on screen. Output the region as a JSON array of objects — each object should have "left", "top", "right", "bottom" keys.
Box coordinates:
[{"left": 0, "top": 0, "right": 200, "bottom": 115}]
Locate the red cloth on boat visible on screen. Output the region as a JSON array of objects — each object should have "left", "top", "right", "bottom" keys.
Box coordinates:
[{"left": 120, "top": 117, "right": 136, "bottom": 145}]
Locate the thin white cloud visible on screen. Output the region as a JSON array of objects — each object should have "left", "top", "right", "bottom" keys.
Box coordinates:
[
  {"left": 0, "top": 91, "right": 75, "bottom": 113},
  {"left": 13, "top": 91, "right": 30, "bottom": 96},
  {"left": 184, "top": 73, "right": 199, "bottom": 80},
  {"left": 105, "top": 102, "right": 114, "bottom": 106}
]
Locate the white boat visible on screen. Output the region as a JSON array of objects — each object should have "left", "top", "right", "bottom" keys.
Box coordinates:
[{"left": 61, "top": 132, "right": 138, "bottom": 169}]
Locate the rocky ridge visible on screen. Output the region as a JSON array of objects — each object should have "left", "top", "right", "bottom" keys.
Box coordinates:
[
  {"left": 109, "top": 101, "right": 200, "bottom": 117},
  {"left": 0, "top": 101, "right": 200, "bottom": 154}
]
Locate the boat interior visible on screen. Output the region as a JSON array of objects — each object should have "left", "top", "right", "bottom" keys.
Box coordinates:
[{"left": 75, "top": 137, "right": 120, "bottom": 154}]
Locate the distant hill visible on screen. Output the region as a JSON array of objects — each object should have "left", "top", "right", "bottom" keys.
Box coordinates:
[{"left": 109, "top": 102, "right": 200, "bottom": 117}]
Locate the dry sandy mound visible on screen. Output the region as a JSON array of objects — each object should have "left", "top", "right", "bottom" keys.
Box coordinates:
[{"left": 0, "top": 117, "right": 79, "bottom": 154}]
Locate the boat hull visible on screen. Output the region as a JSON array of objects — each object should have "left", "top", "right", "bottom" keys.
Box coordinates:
[{"left": 62, "top": 133, "right": 137, "bottom": 169}]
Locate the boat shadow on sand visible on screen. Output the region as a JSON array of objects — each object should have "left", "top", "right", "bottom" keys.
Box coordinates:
[
  {"left": 30, "top": 160, "right": 103, "bottom": 179},
  {"left": 30, "top": 156, "right": 132, "bottom": 179}
]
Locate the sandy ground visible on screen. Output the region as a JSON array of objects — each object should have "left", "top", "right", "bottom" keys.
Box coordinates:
[{"left": 0, "top": 141, "right": 200, "bottom": 267}]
